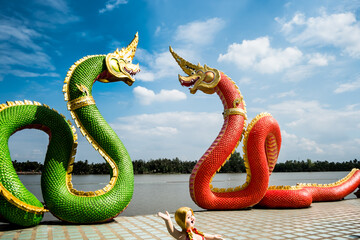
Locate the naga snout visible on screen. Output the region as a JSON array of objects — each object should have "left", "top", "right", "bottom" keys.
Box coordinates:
[{"left": 179, "top": 74, "right": 200, "bottom": 87}]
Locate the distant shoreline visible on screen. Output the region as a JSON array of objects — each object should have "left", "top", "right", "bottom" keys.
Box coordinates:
[
  {"left": 15, "top": 172, "right": 184, "bottom": 175},
  {"left": 16, "top": 170, "right": 356, "bottom": 176},
  {"left": 13, "top": 157, "right": 360, "bottom": 175}
]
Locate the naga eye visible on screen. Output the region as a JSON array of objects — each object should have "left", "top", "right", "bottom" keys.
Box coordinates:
[{"left": 110, "top": 58, "right": 120, "bottom": 72}]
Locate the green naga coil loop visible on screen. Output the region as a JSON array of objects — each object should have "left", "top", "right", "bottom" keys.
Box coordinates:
[{"left": 0, "top": 33, "right": 140, "bottom": 227}]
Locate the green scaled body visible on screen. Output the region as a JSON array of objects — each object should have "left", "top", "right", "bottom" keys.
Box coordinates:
[
  {"left": 0, "top": 51, "right": 136, "bottom": 226},
  {"left": 0, "top": 103, "right": 52, "bottom": 226},
  {"left": 45, "top": 55, "right": 134, "bottom": 223}
]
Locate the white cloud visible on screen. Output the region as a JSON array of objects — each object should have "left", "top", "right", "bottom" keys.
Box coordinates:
[
  {"left": 345, "top": 104, "right": 360, "bottom": 111},
  {"left": 219, "top": 37, "right": 269, "bottom": 69},
  {"left": 135, "top": 48, "right": 194, "bottom": 82},
  {"left": 31, "top": 0, "right": 79, "bottom": 25},
  {"left": 307, "top": 53, "right": 335, "bottom": 66},
  {"left": 133, "top": 86, "right": 186, "bottom": 105},
  {"left": 334, "top": 78, "right": 360, "bottom": 93},
  {"left": 282, "top": 65, "right": 314, "bottom": 82},
  {"left": 275, "top": 90, "right": 296, "bottom": 98},
  {"left": 239, "top": 77, "right": 252, "bottom": 85},
  {"left": 174, "top": 18, "right": 225, "bottom": 46},
  {"left": 218, "top": 37, "right": 303, "bottom": 74},
  {"left": 110, "top": 112, "right": 223, "bottom": 160},
  {"left": 0, "top": 3, "right": 79, "bottom": 80},
  {"left": 35, "top": 0, "right": 70, "bottom": 13},
  {"left": 140, "top": 19, "right": 225, "bottom": 82},
  {"left": 99, "top": 0, "right": 128, "bottom": 14},
  {"left": 280, "top": 129, "right": 360, "bottom": 162},
  {"left": 152, "top": 51, "right": 181, "bottom": 78},
  {"left": 257, "top": 47, "right": 303, "bottom": 74},
  {"left": 281, "top": 130, "right": 324, "bottom": 154},
  {"left": 155, "top": 26, "right": 161, "bottom": 36},
  {"left": 265, "top": 100, "right": 360, "bottom": 139},
  {"left": 0, "top": 18, "right": 56, "bottom": 79},
  {"left": 276, "top": 13, "right": 306, "bottom": 34},
  {"left": 252, "top": 100, "right": 360, "bottom": 161},
  {"left": 136, "top": 19, "right": 224, "bottom": 83},
  {"left": 278, "top": 12, "right": 360, "bottom": 57},
  {"left": 135, "top": 68, "right": 155, "bottom": 82},
  {"left": 10, "top": 70, "right": 59, "bottom": 78},
  {"left": 0, "top": 47, "right": 55, "bottom": 70},
  {"left": 0, "top": 19, "right": 43, "bottom": 51}
]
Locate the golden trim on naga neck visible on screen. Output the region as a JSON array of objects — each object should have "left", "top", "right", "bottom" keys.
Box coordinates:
[
  {"left": 223, "top": 108, "right": 247, "bottom": 119},
  {"left": 223, "top": 98, "right": 247, "bottom": 119},
  {"left": 169, "top": 46, "right": 221, "bottom": 94},
  {"left": 67, "top": 84, "right": 95, "bottom": 111},
  {"left": 67, "top": 96, "right": 95, "bottom": 111}
]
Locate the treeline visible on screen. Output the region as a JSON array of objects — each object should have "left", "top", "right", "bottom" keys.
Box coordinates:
[
  {"left": 133, "top": 158, "right": 195, "bottom": 174},
  {"left": 134, "top": 152, "right": 246, "bottom": 174},
  {"left": 12, "top": 153, "right": 360, "bottom": 175},
  {"left": 12, "top": 160, "right": 112, "bottom": 175},
  {"left": 12, "top": 160, "right": 42, "bottom": 173},
  {"left": 274, "top": 159, "right": 360, "bottom": 172}
]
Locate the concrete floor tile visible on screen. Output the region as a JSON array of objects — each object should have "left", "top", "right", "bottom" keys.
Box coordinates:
[{"left": 1, "top": 199, "right": 360, "bottom": 239}]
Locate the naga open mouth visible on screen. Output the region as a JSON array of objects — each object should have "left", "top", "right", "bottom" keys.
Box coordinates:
[
  {"left": 170, "top": 46, "right": 221, "bottom": 94},
  {"left": 96, "top": 66, "right": 139, "bottom": 86},
  {"left": 179, "top": 75, "right": 200, "bottom": 88},
  {"left": 99, "top": 59, "right": 140, "bottom": 86},
  {"left": 124, "top": 66, "right": 140, "bottom": 76},
  {"left": 103, "top": 34, "right": 140, "bottom": 86}
]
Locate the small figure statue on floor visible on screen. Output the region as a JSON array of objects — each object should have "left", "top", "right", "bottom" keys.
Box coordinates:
[{"left": 158, "top": 207, "right": 224, "bottom": 240}]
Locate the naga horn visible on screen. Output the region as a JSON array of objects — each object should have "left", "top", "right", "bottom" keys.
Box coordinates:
[
  {"left": 169, "top": 46, "right": 199, "bottom": 76},
  {"left": 118, "top": 32, "right": 139, "bottom": 61}
]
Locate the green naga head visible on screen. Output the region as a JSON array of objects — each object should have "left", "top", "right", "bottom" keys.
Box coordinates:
[
  {"left": 100, "top": 32, "right": 140, "bottom": 86},
  {"left": 169, "top": 46, "right": 221, "bottom": 94}
]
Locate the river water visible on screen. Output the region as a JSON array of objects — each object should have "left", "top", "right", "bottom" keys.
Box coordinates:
[{"left": 17, "top": 172, "right": 357, "bottom": 221}]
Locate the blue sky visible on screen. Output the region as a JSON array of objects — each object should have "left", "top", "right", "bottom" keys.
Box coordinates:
[{"left": 1, "top": 0, "right": 360, "bottom": 164}]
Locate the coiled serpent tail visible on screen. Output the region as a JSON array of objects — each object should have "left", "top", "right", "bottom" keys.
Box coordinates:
[{"left": 0, "top": 34, "right": 140, "bottom": 226}]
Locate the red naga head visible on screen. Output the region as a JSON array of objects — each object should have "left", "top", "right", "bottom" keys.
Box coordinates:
[{"left": 169, "top": 46, "right": 221, "bottom": 94}]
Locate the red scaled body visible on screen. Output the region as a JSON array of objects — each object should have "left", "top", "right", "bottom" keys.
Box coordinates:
[{"left": 169, "top": 47, "right": 360, "bottom": 210}]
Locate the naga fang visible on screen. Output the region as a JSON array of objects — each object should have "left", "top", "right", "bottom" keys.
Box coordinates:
[
  {"left": 0, "top": 33, "right": 140, "bottom": 227},
  {"left": 169, "top": 46, "right": 360, "bottom": 210}
]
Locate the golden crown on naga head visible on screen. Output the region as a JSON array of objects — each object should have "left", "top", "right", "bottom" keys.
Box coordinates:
[{"left": 110, "top": 32, "right": 139, "bottom": 62}]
